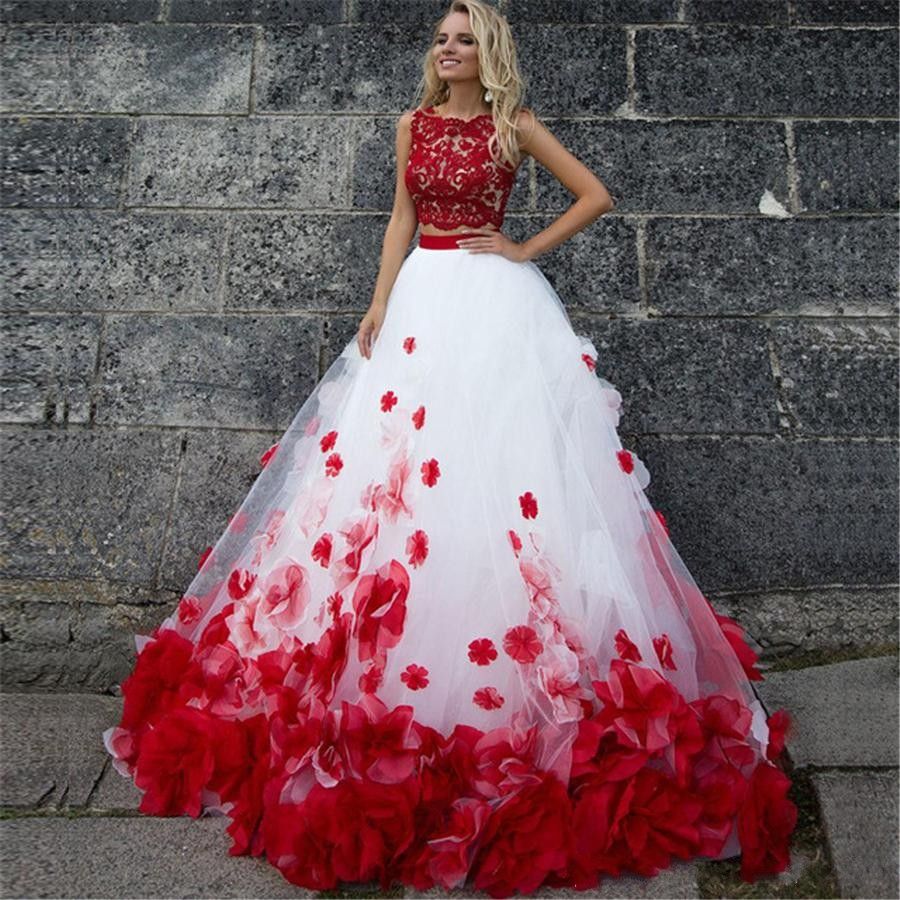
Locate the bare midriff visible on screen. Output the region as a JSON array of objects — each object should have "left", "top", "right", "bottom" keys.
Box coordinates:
[{"left": 419, "top": 223, "right": 501, "bottom": 236}]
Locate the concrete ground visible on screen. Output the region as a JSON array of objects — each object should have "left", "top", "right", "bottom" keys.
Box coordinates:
[{"left": 1, "top": 654, "right": 897, "bottom": 900}]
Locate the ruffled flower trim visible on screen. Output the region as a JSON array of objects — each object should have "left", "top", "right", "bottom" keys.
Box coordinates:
[{"left": 103, "top": 621, "right": 797, "bottom": 898}]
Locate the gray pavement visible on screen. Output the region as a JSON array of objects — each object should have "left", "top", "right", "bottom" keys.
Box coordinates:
[{"left": 1, "top": 654, "right": 897, "bottom": 899}]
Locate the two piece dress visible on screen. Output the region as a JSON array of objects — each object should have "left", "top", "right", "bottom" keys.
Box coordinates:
[{"left": 102, "top": 104, "right": 798, "bottom": 897}]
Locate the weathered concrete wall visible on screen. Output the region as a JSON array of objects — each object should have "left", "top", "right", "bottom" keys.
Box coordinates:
[{"left": 1, "top": 0, "right": 897, "bottom": 691}]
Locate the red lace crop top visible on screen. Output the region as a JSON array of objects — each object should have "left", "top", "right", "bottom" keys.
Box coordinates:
[{"left": 404, "top": 106, "right": 519, "bottom": 231}]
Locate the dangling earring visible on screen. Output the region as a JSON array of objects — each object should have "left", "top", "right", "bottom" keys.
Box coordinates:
[{"left": 483, "top": 88, "right": 493, "bottom": 103}]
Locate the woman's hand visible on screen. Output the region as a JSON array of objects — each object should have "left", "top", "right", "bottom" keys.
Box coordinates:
[
  {"left": 357, "top": 302, "right": 386, "bottom": 360},
  {"left": 456, "top": 228, "right": 529, "bottom": 262}
]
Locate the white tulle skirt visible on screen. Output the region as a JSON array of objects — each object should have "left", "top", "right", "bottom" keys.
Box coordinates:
[{"left": 102, "top": 235, "right": 797, "bottom": 896}]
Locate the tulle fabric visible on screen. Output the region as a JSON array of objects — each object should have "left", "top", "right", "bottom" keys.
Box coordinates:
[{"left": 102, "top": 242, "right": 797, "bottom": 896}]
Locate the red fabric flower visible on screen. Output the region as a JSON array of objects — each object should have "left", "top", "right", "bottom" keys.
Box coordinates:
[
  {"left": 262, "top": 776, "right": 419, "bottom": 891},
  {"left": 518, "top": 490, "right": 538, "bottom": 519},
  {"left": 358, "top": 664, "right": 384, "bottom": 694},
  {"left": 614, "top": 627, "right": 642, "bottom": 662},
  {"left": 737, "top": 761, "right": 797, "bottom": 882},
  {"left": 319, "top": 429, "right": 338, "bottom": 452},
  {"left": 691, "top": 694, "right": 756, "bottom": 770},
  {"left": 406, "top": 529, "right": 429, "bottom": 567},
  {"left": 653, "top": 633, "right": 677, "bottom": 670},
  {"left": 467, "top": 638, "right": 498, "bottom": 666},
  {"left": 351, "top": 558, "right": 410, "bottom": 665},
  {"left": 308, "top": 613, "right": 352, "bottom": 703},
  {"left": 582, "top": 352, "right": 596, "bottom": 371},
  {"left": 119, "top": 629, "right": 204, "bottom": 736},
  {"left": 227, "top": 568, "right": 255, "bottom": 600},
  {"left": 508, "top": 529, "right": 522, "bottom": 556},
  {"left": 423, "top": 797, "right": 492, "bottom": 889},
  {"left": 132, "top": 705, "right": 219, "bottom": 816},
  {"left": 691, "top": 760, "right": 748, "bottom": 857},
  {"left": 616, "top": 449, "right": 634, "bottom": 474},
  {"left": 421, "top": 458, "right": 441, "bottom": 486},
  {"left": 217, "top": 712, "right": 270, "bottom": 856},
  {"left": 714, "top": 611, "right": 763, "bottom": 681},
  {"left": 401, "top": 664, "right": 429, "bottom": 690},
  {"left": 654, "top": 509, "right": 670, "bottom": 535},
  {"left": 403, "top": 336, "right": 416, "bottom": 353},
  {"left": 571, "top": 719, "right": 649, "bottom": 783},
  {"left": 411, "top": 405, "right": 425, "bottom": 429},
  {"left": 572, "top": 766, "right": 704, "bottom": 878},
  {"left": 176, "top": 595, "right": 202, "bottom": 626},
  {"left": 470, "top": 772, "right": 573, "bottom": 896},
  {"left": 765, "top": 709, "right": 792, "bottom": 761},
  {"left": 324, "top": 452, "right": 343, "bottom": 477},
  {"left": 380, "top": 390, "right": 398, "bottom": 412},
  {"left": 340, "top": 695, "right": 422, "bottom": 784},
  {"left": 473, "top": 687, "right": 504, "bottom": 710},
  {"left": 591, "top": 658, "right": 685, "bottom": 753},
  {"left": 311, "top": 532, "right": 332, "bottom": 567},
  {"left": 197, "top": 546, "right": 213, "bottom": 570},
  {"left": 259, "top": 441, "right": 279, "bottom": 467},
  {"left": 503, "top": 625, "right": 543, "bottom": 664}
]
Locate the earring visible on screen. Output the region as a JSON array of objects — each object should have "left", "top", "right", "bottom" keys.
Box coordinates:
[{"left": 483, "top": 88, "right": 493, "bottom": 103}]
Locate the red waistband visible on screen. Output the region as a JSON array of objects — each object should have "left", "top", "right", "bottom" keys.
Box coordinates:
[{"left": 418, "top": 232, "right": 483, "bottom": 249}]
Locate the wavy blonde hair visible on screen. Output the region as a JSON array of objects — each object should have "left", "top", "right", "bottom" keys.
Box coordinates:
[{"left": 414, "top": 0, "right": 533, "bottom": 171}]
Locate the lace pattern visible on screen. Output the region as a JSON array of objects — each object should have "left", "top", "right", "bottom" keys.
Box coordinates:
[{"left": 404, "top": 106, "right": 519, "bottom": 231}]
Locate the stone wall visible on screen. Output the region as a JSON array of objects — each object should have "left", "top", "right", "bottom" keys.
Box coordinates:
[{"left": 1, "top": 0, "right": 897, "bottom": 691}]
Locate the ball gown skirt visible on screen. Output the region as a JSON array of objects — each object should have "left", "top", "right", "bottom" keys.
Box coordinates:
[{"left": 102, "top": 230, "right": 798, "bottom": 897}]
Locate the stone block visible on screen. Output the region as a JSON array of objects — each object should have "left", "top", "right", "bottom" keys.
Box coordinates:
[
  {"left": 771, "top": 320, "right": 898, "bottom": 436},
  {"left": 0, "top": 210, "right": 224, "bottom": 313},
  {"left": 715, "top": 587, "right": 899, "bottom": 657},
  {"left": 568, "top": 317, "right": 778, "bottom": 435},
  {"left": 0, "top": 115, "right": 128, "bottom": 207},
  {"left": 1, "top": 23, "right": 252, "bottom": 113},
  {"left": 795, "top": 120, "right": 899, "bottom": 213},
  {"left": 355, "top": 0, "right": 464, "bottom": 25},
  {"left": 535, "top": 119, "right": 790, "bottom": 214},
  {"left": 683, "top": 1, "right": 788, "bottom": 24},
  {"left": 0, "top": 692, "right": 119, "bottom": 807},
  {"left": 0, "top": 581, "right": 173, "bottom": 690},
  {"left": 0, "top": 1, "right": 160, "bottom": 22},
  {"left": 644, "top": 216, "right": 899, "bottom": 317},
  {"left": 170, "top": 0, "right": 342, "bottom": 23},
  {"left": 224, "top": 212, "right": 393, "bottom": 312},
  {"left": 630, "top": 436, "right": 898, "bottom": 592},
  {"left": 96, "top": 313, "right": 323, "bottom": 429},
  {"left": 813, "top": 769, "right": 899, "bottom": 900},
  {"left": 756, "top": 656, "right": 899, "bottom": 767},
  {"left": 634, "top": 26, "right": 896, "bottom": 116},
  {"left": 503, "top": 0, "right": 676, "bottom": 23},
  {"left": 793, "top": 1, "right": 897, "bottom": 24},
  {"left": 0, "top": 425, "right": 181, "bottom": 582},
  {"left": 512, "top": 25, "right": 627, "bottom": 115},
  {"left": 0, "top": 815, "right": 317, "bottom": 898},
  {"left": 127, "top": 116, "right": 350, "bottom": 207},
  {"left": 255, "top": 23, "right": 423, "bottom": 112},
  {"left": 0, "top": 313, "right": 100, "bottom": 423}
]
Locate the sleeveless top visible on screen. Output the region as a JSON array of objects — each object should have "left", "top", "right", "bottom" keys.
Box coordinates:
[{"left": 404, "top": 106, "right": 519, "bottom": 231}]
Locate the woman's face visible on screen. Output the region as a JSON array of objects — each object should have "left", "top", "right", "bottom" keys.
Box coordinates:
[{"left": 432, "top": 11, "right": 480, "bottom": 84}]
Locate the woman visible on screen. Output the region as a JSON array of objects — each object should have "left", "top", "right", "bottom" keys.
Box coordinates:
[{"left": 102, "top": 2, "right": 798, "bottom": 895}]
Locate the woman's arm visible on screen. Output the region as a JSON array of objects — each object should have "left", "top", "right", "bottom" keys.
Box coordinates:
[
  {"left": 515, "top": 108, "right": 615, "bottom": 262},
  {"left": 369, "top": 111, "right": 419, "bottom": 310}
]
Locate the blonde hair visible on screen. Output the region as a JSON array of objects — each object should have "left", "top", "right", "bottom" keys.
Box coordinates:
[{"left": 414, "top": 0, "right": 532, "bottom": 171}]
